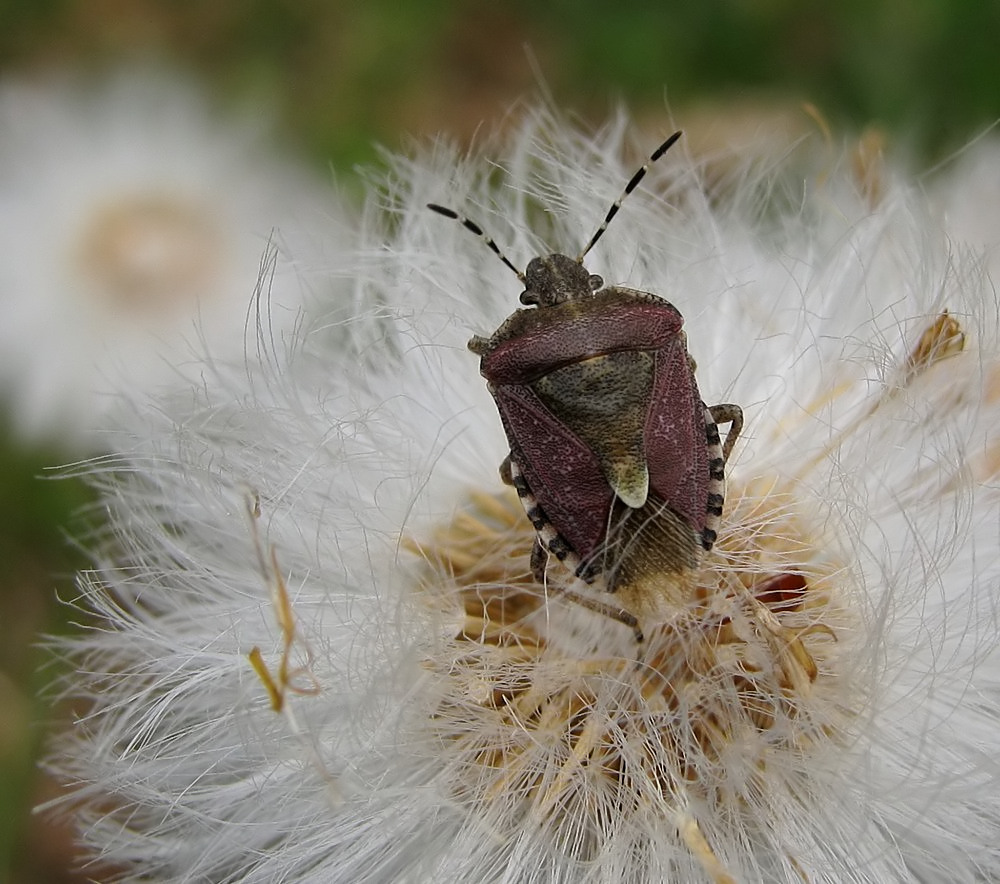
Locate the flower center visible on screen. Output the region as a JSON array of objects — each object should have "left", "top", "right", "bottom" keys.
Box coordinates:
[
  {"left": 75, "top": 193, "right": 224, "bottom": 314},
  {"left": 407, "top": 480, "right": 855, "bottom": 875}
]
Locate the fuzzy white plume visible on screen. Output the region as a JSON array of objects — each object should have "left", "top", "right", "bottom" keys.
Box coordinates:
[{"left": 48, "top": 109, "right": 1000, "bottom": 882}]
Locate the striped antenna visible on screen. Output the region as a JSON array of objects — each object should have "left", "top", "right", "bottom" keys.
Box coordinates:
[
  {"left": 577, "top": 130, "right": 683, "bottom": 262},
  {"left": 427, "top": 204, "right": 525, "bottom": 282}
]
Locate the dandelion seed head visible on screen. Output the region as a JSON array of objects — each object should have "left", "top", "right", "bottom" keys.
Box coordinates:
[
  {"left": 49, "top": 109, "right": 1000, "bottom": 882},
  {"left": 408, "top": 476, "right": 855, "bottom": 879}
]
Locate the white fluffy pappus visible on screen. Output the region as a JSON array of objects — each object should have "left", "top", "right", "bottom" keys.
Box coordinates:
[
  {"left": 938, "top": 134, "right": 1000, "bottom": 281},
  {"left": 0, "top": 69, "right": 346, "bottom": 446},
  {"left": 48, "top": 110, "right": 1000, "bottom": 882}
]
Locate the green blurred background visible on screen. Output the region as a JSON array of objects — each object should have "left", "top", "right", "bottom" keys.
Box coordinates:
[{"left": 1, "top": 1, "right": 998, "bottom": 881}]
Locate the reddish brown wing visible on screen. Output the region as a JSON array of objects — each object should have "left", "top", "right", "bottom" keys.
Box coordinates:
[
  {"left": 482, "top": 296, "right": 683, "bottom": 384},
  {"left": 645, "top": 337, "right": 708, "bottom": 533},
  {"left": 491, "top": 382, "right": 615, "bottom": 561},
  {"left": 482, "top": 290, "right": 704, "bottom": 567}
]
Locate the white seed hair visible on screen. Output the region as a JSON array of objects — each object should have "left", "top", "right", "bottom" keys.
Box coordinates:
[{"left": 47, "top": 107, "right": 1000, "bottom": 883}]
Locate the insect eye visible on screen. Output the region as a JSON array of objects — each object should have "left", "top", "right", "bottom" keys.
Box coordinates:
[{"left": 589, "top": 274, "right": 603, "bottom": 291}]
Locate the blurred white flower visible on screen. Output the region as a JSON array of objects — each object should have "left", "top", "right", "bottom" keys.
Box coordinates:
[
  {"left": 0, "top": 69, "right": 344, "bottom": 446},
  {"left": 49, "top": 112, "right": 1000, "bottom": 882},
  {"left": 939, "top": 135, "right": 1000, "bottom": 278}
]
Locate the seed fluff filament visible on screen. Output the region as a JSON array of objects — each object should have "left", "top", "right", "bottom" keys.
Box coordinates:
[{"left": 406, "top": 475, "right": 854, "bottom": 879}]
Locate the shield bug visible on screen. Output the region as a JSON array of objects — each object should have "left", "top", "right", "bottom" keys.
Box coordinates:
[{"left": 429, "top": 132, "right": 742, "bottom": 636}]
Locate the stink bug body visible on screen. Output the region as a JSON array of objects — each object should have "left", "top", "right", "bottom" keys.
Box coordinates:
[{"left": 429, "top": 132, "right": 742, "bottom": 632}]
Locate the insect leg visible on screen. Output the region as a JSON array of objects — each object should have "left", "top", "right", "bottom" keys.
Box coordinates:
[
  {"left": 546, "top": 583, "right": 645, "bottom": 642},
  {"left": 709, "top": 403, "right": 743, "bottom": 463}
]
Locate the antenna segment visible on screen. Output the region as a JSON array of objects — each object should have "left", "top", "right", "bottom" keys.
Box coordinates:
[
  {"left": 426, "top": 204, "right": 525, "bottom": 282},
  {"left": 576, "top": 130, "right": 683, "bottom": 262}
]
